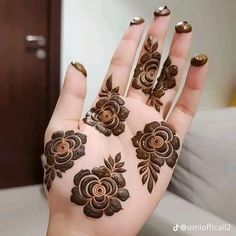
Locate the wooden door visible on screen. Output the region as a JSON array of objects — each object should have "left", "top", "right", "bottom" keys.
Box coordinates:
[{"left": 0, "top": 0, "right": 61, "bottom": 188}]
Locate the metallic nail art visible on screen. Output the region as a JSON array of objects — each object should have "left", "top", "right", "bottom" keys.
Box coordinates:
[
  {"left": 175, "top": 21, "right": 192, "bottom": 33},
  {"left": 130, "top": 17, "right": 145, "bottom": 26},
  {"left": 71, "top": 61, "right": 87, "bottom": 77},
  {"left": 191, "top": 54, "right": 208, "bottom": 66},
  {"left": 154, "top": 6, "right": 171, "bottom": 17}
]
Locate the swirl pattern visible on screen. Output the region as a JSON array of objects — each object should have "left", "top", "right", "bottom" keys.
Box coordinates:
[
  {"left": 83, "top": 75, "right": 129, "bottom": 136},
  {"left": 147, "top": 57, "right": 178, "bottom": 112},
  {"left": 44, "top": 130, "right": 87, "bottom": 191},
  {"left": 132, "top": 121, "right": 180, "bottom": 193},
  {"left": 71, "top": 153, "right": 129, "bottom": 218},
  {"left": 132, "top": 35, "right": 161, "bottom": 94}
]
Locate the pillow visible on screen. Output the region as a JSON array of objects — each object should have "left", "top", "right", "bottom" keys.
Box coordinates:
[{"left": 169, "top": 108, "right": 236, "bottom": 224}]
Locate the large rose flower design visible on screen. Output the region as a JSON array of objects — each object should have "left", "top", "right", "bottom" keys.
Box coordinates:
[
  {"left": 132, "top": 121, "right": 180, "bottom": 193},
  {"left": 71, "top": 153, "right": 129, "bottom": 218},
  {"left": 132, "top": 35, "right": 161, "bottom": 94},
  {"left": 83, "top": 75, "right": 129, "bottom": 136},
  {"left": 44, "top": 130, "right": 87, "bottom": 191},
  {"left": 147, "top": 57, "right": 178, "bottom": 112}
]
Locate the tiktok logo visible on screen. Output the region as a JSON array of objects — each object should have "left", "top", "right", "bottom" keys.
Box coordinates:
[{"left": 173, "top": 224, "right": 179, "bottom": 231}]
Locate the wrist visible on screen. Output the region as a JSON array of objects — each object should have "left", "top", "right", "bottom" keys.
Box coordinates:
[{"left": 47, "top": 214, "right": 92, "bottom": 236}]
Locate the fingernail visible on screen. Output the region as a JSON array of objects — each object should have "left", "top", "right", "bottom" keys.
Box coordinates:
[
  {"left": 71, "top": 61, "right": 87, "bottom": 77},
  {"left": 175, "top": 21, "right": 192, "bottom": 33},
  {"left": 130, "top": 17, "right": 145, "bottom": 26},
  {"left": 154, "top": 6, "right": 171, "bottom": 17},
  {"left": 191, "top": 54, "right": 208, "bottom": 66}
]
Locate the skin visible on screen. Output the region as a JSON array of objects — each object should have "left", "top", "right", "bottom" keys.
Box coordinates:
[{"left": 45, "top": 10, "right": 208, "bottom": 236}]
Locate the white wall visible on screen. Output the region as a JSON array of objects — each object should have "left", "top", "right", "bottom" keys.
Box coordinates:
[{"left": 61, "top": 0, "right": 236, "bottom": 111}]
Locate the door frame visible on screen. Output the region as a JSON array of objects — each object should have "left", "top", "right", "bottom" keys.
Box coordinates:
[{"left": 48, "top": 0, "right": 61, "bottom": 117}]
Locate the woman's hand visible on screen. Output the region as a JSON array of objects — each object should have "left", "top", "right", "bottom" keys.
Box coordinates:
[{"left": 44, "top": 6, "right": 208, "bottom": 236}]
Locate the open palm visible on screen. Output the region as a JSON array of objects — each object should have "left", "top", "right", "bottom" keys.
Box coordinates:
[{"left": 44, "top": 8, "right": 208, "bottom": 236}]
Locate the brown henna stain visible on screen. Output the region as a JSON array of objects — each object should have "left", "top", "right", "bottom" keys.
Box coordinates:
[
  {"left": 175, "top": 21, "right": 192, "bottom": 33},
  {"left": 44, "top": 130, "right": 87, "bottom": 191},
  {"left": 71, "top": 153, "right": 129, "bottom": 218},
  {"left": 132, "top": 121, "right": 180, "bottom": 193},
  {"left": 191, "top": 54, "right": 208, "bottom": 66},
  {"left": 132, "top": 35, "right": 161, "bottom": 94},
  {"left": 71, "top": 61, "right": 87, "bottom": 77},
  {"left": 154, "top": 6, "right": 171, "bottom": 17},
  {"left": 83, "top": 75, "right": 129, "bottom": 136},
  {"left": 147, "top": 56, "right": 178, "bottom": 112},
  {"left": 130, "top": 17, "right": 145, "bottom": 26}
]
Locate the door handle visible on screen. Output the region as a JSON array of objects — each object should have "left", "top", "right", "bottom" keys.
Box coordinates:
[{"left": 25, "top": 35, "right": 46, "bottom": 47}]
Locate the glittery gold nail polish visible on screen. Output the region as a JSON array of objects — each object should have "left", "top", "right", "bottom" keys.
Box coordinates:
[
  {"left": 154, "top": 6, "right": 171, "bottom": 17},
  {"left": 71, "top": 61, "right": 87, "bottom": 77},
  {"left": 191, "top": 54, "right": 208, "bottom": 66},
  {"left": 130, "top": 17, "right": 145, "bottom": 26},
  {"left": 175, "top": 21, "right": 192, "bottom": 33}
]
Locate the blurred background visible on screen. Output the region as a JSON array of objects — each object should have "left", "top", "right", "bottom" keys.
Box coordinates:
[{"left": 0, "top": 0, "right": 235, "bottom": 235}]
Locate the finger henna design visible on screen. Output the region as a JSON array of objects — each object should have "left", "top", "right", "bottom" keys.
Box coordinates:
[
  {"left": 71, "top": 153, "right": 129, "bottom": 218},
  {"left": 132, "top": 35, "right": 161, "bottom": 94},
  {"left": 44, "top": 130, "right": 87, "bottom": 191},
  {"left": 132, "top": 122, "right": 180, "bottom": 193},
  {"left": 147, "top": 57, "right": 178, "bottom": 112},
  {"left": 83, "top": 75, "right": 129, "bottom": 136}
]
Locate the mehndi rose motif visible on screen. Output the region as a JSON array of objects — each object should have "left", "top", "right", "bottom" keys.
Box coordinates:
[
  {"left": 71, "top": 153, "right": 129, "bottom": 218},
  {"left": 132, "top": 35, "right": 161, "bottom": 94},
  {"left": 147, "top": 57, "right": 178, "bottom": 112},
  {"left": 83, "top": 75, "right": 129, "bottom": 136},
  {"left": 44, "top": 130, "right": 87, "bottom": 191},
  {"left": 132, "top": 121, "right": 180, "bottom": 193}
]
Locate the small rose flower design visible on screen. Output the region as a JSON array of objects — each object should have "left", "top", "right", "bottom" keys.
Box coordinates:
[
  {"left": 71, "top": 153, "right": 129, "bottom": 218},
  {"left": 132, "top": 36, "right": 161, "bottom": 94},
  {"left": 147, "top": 57, "right": 178, "bottom": 112},
  {"left": 83, "top": 75, "right": 129, "bottom": 136},
  {"left": 44, "top": 130, "right": 87, "bottom": 191},
  {"left": 132, "top": 121, "right": 180, "bottom": 193}
]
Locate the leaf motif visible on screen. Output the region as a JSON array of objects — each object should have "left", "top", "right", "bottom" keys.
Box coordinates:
[
  {"left": 51, "top": 168, "right": 56, "bottom": 181},
  {"left": 104, "top": 159, "right": 112, "bottom": 170},
  {"left": 137, "top": 160, "right": 147, "bottom": 168},
  {"left": 57, "top": 171, "right": 63, "bottom": 178},
  {"left": 115, "top": 162, "right": 124, "bottom": 168},
  {"left": 47, "top": 179, "right": 51, "bottom": 191},
  {"left": 150, "top": 162, "right": 160, "bottom": 173},
  {"left": 45, "top": 166, "right": 52, "bottom": 175},
  {"left": 151, "top": 42, "right": 158, "bottom": 52},
  {"left": 142, "top": 172, "right": 148, "bottom": 184},
  {"left": 106, "top": 75, "right": 113, "bottom": 91},
  {"left": 108, "top": 155, "right": 114, "bottom": 167},
  {"left": 149, "top": 165, "right": 158, "bottom": 182},
  {"left": 112, "top": 86, "right": 119, "bottom": 93},
  {"left": 114, "top": 168, "right": 126, "bottom": 173},
  {"left": 147, "top": 35, "right": 153, "bottom": 47},
  {"left": 115, "top": 153, "right": 121, "bottom": 163},
  {"left": 139, "top": 165, "right": 147, "bottom": 174},
  {"left": 148, "top": 176, "right": 154, "bottom": 193},
  {"left": 144, "top": 44, "right": 150, "bottom": 52},
  {"left": 44, "top": 174, "right": 50, "bottom": 184}
]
